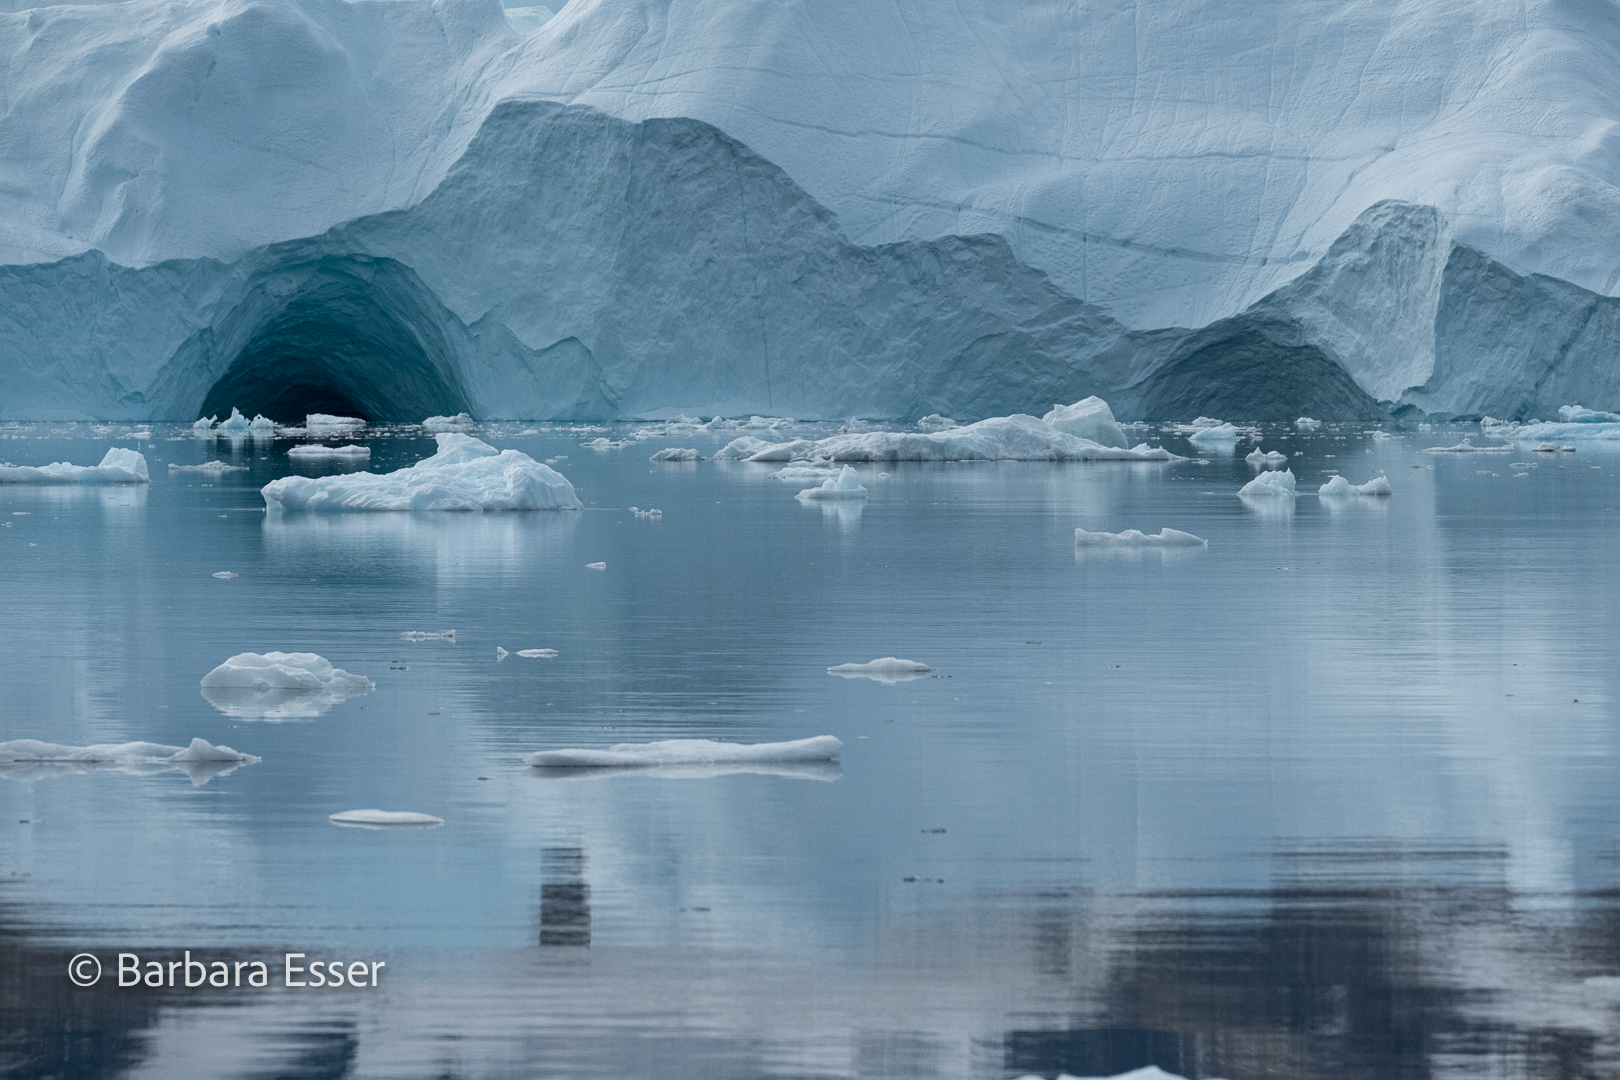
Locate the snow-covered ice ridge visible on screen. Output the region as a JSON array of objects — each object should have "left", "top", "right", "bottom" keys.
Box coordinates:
[{"left": 5, "top": 2, "right": 1620, "bottom": 422}]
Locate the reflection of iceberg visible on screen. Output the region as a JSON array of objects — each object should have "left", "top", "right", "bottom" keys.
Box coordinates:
[
  {"left": 0, "top": 737, "right": 259, "bottom": 786},
  {"left": 524, "top": 735, "right": 842, "bottom": 768},
  {"left": 199, "top": 652, "right": 373, "bottom": 719},
  {"left": 828, "top": 658, "right": 930, "bottom": 683},
  {"left": 529, "top": 761, "right": 842, "bottom": 783}
]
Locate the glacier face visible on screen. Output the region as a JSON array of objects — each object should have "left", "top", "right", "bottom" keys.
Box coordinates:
[{"left": 2, "top": 0, "right": 1620, "bottom": 422}]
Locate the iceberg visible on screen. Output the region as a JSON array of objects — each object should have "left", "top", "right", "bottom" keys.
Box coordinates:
[
  {"left": 1506, "top": 418, "right": 1620, "bottom": 442},
  {"left": 305, "top": 414, "right": 366, "bottom": 431},
  {"left": 169, "top": 460, "right": 248, "bottom": 473},
  {"left": 1238, "top": 470, "right": 1298, "bottom": 497},
  {"left": 1245, "top": 448, "right": 1289, "bottom": 466},
  {"left": 827, "top": 658, "right": 932, "bottom": 683},
  {"left": 422, "top": 413, "right": 474, "bottom": 432},
  {"left": 796, "top": 465, "right": 868, "bottom": 501},
  {"left": 649, "top": 448, "right": 702, "bottom": 461},
  {"left": 1295, "top": 417, "right": 1323, "bottom": 430},
  {"left": 262, "top": 434, "right": 580, "bottom": 511},
  {"left": 329, "top": 809, "right": 443, "bottom": 828},
  {"left": 216, "top": 407, "right": 252, "bottom": 434},
  {"left": 0, "top": 737, "right": 259, "bottom": 785},
  {"left": 721, "top": 415, "right": 1177, "bottom": 463},
  {"left": 1074, "top": 528, "right": 1207, "bottom": 547},
  {"left": 1187, "top": 424, "right": 1240, "bottom": 448},
  {"left": 0, "top": 448, "right": 149, "bottom": 485},
  {"left": 523, "top": 736, "right": 843, "bottom": 769},
  {"left": 199, "top": 651, "right": 374, "bottom": 720},
  {"left": 288, "top": 444, "right": 371, "bottom": 462},
  {"left": 1319, "top": 475, "right": 1393, "bottom": 496},
  {"left": 1040, "top": 397, "right": 1127, "bottom": 448},
  {"left": 192, "top": 417, "right": 218, "bottom": 434}
]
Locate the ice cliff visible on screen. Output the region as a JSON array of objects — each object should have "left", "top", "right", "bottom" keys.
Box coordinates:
[{"left": 2, "top": 0, "right": 1620, "bottom": 422}]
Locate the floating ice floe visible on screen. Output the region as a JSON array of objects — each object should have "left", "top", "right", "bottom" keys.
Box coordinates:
[
  {"left": 1187, "top": 423, "right": 1240, "bottom": 448},
  {"left": 261, "top": 434, "right": 581, "bottom": 511},
  {"left": 586, "top": 561, "right": 606, "bottom": 569},
  {"left": 192, "top": 416, "right": 217, "bottom": 433},
  {"left": 717, "top": 414, "right": 1177, "bottom": 462},
  {"left": 1294, "top": 417, "right": 1323, "bottom": 430},
  {"left": 1074, "top": 527, "right": 1207, "bottom": 547},
  {"left": 582, "top": 437, "right": 631, "bottom": 450},
  {"left": 524, "top": 735, "right": 842, "bottom": 768},
  {"left": 516, "top": 648, "right": 558, "bottom": 658},
  {"left": 649, "top": 447, "right": 702, "bottom": 461},
  {"left": 630, "top": 506, "right": 662, "bottom": 518},
  {"left": 199, "top": 652, "right": 374, "bottom": 720},
  {"left": 216, "top": 407, "right": 253, "bottom": 434},
  {"left": 771, "top": 465, "right": 835, "bottom": 481},
  {"left": 496, "top": 647, "right": 509, "bottom": 660},
  {"left": 305, "top": 414, "right": 366, "bottom": 431},
  {"left": 1237, "top": 469, "right": 1298, "bottom": 497},
  {"left": 422, "top": 413, "right": 474, "bottom": 432},
  {"left": 1507, "top": 420, "right": 1620, "bottom": 442},
  {"left": 0, "top": 448, "right": 148, "bottom": 485},
  {"left": 288, "top": 444, "right": 370, "bottom": 461},
  {"left": 0, "top": 737, "right": 259, "bottom": 785},
  {"left": 1245, "top": 448, "right": 1288, "bottom": 466},
  {"left": 169, "top": 460, "right": 247, "bottom": 473},
  {"left": 916, "top": 414, "right": 957, "bottom": 432},
  {"left": 1424, "top": 439, "right": 1513, "bottom": 453},
  {"left": 1040, "top": 396, "right": 1127, "bottom": 448},
  {"left": 827, "top": 657, "right": 931, "bottom": 683},
  {"left": 1532, "top": 442, "right": 1577, "bottom": 452},
  {"left": 400, "top": 630, "right": 455, "bottom": 641},
  {"left": 1319, "top": 475, "right": 1393, "bottom": 496},
  {"left": 212, "top": 571, "right": 238, "bottom": 579},
  {"left": 329, "top": 809, "right": 443, "bottom": 828},
  {"left": 796, "top": 465, "right": 868, "bottom": 500},
  {"left": 1187, "top": 417, "right": 1225, "bottom": 429}
]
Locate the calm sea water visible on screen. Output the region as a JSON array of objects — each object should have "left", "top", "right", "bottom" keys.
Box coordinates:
[{"left": 3, "top": 420, "right": 1620, "bottom": 1079}]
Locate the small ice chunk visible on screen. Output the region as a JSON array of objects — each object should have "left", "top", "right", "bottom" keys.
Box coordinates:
[
  {"left": 1423, "top": 440, "right": 1513, "bottom": 453},
  {"left": 1245, "top": 448, "right": 1288, "bottom": 466},
  {"left": 212, "top": 571, "right": 238, "bottom": 579},
  {"left": 827, "top": 657, "right": 931, "bottom": 683},
  {"left": 329, "top": 809, "right": 443, "bottom": 828},
  {"left": 288, "top": 444, "right": 370, "bottom": 461},
  {"left": 169, "top": 460, "right": 248, "bottom": 473},
  {"left": 1040, "top": 396, "right": 1127, "bottom": 448},
  {"left": 1187, "top": 423, "right": 1239, "bottom": 447},
  {"left": 1238, "top": 469, "right": 1298, "bottom": 497},
  {"left": 496, "top": 646, "right": 509, "bottom": 660},
  {"left": 1074, "top": 527, "right": 1207, "bottom": 547},
  {"left": 249, "top": 414, "right": 274, "bottom": 433},
  {"left": 516, "top": 648, "right": 558, "bottom": 658},
  {"left": 772, "top": 465, "right": 837, "bottom": 481},
  {"left": 1319, "top": 475, "right": 1392, "bottom": 496},
  {"left": 582, "top": 437, "right": 630, "bottom": 450},
  {"left": 0, "top": 447, "right": 149, "bottom": 485},
  {"left": 399, "top": 630, "right": 455, "bottom": 641},
  {"left": 202, "top": 652, "right": 373, "bottom": 692},
  {"left": 524, "top": 735, "right": 842, "bottom": 768},
  {"left": 797, "top": 465, "right": 868, "bottom": 500},
  {"left": 650, "top": 447, "right": 702, "bottom": 461},
  {"left": 192, "top": 416, "right": 217, "bottom": 433},
  {"left": 217, "top": 407, "right": 252, "bottom": 434},
  {"left": 0, "top": 736, "right": 258, "bottom": 765},
  {"left": 915, "top": 414, "right": 957, "bottom": 432},
  {"left": 1294, "top": 417, "right": 1323, "bottom": 430},
  {"left": 631, "top": 507, "right": 663, "bottom": 518},
  {"left": 422, "top": 413, "right": 474, "bottom": 432},
  {"left": 1188, "top": 416, "right": 1225, "bottom": 428},
  {"left": 305, "top": 414, "right": 366, "bottom": 430},
  {"left": 585, "top": 561, "right": 606, "bottom": 570}
]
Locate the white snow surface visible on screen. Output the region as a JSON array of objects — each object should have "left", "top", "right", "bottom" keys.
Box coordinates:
[
  {"left": 1238, "top": 469, "right": 1298, "bottom": 497},
  {"left": 796, "top": 465, "right": 867, "bottom": 500},
  {"left": 524, "top": 735, "right": 843, "bottom": 768},
  {"left": 1040, "top": 396, "right": 1127, "bottom": 448},
  {"left": 288, "top": 444, "right": 371, "bottom": 461},
  {"left": 0, "top": 448, "right": 148, "bottom": 484},
  {"left": 719, "top": 415, "right": 1176, "bottom": 463},
  {"left": 1075, "top": 528, "right": 1207, "bottom": 547},
  {"left": 329, "top": 809, "right": 444, "bottom": 827},
  {"left": 262, "top": 434, "right": 581, "bottom": 511},
  {"left": 1319, "top": 475, "right": 1393, "bottom": 495}
]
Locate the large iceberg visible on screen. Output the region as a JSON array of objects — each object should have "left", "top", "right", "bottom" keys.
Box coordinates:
[
  {"left": 262, "top": 434, "right": 581, "bottom": 511},
  {"left": 0, "top": 448, "right": 149, "bottom": 484}
]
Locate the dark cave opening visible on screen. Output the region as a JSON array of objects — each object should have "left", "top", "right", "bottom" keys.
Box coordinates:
[{"left": 198, "top": 263, "right": 470, "bottom": 424}]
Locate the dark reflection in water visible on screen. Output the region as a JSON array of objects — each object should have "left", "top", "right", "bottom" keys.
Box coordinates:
[
  {"left": 537, "top": 847, "right": 590, "bottom": 948},
  {"left": 242, "top": 1022, "right": 358, "bottom": 1080}
]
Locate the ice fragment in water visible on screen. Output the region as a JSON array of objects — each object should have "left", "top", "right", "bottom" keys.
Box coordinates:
[
  {"left": 1319, "top": 475, "right": 1392, "bottom": 496},
  {"left": 525, "top": 735, "right": 842, "bottom": 768},
  {"left": 1187, "top": 423, "right": 1240, "bottom": 448},
  {"left": 1424, "top": 440, "right": 1513, "bottom": 453},
  {"left": 1244, "top": 448, "right": 1288, "bottom": 466},
  {"left": 516, "top": 648, "right": 558, "bottom": 658},
  {"left": 212, "top": 571, "right": 238, "bottom": 579},
  {"left": 1558, "top": 405, "right": 1620, "bottom": 423},
  {"left": 649, "top": 447, "right": 702, "bottom": 461},
  {"left": 632, "top": 507, "right": 663, "bottom": 517},
  {"left": 797, "top": 465, "right": 868, "bottom": 500},
  {"left": 399, "top": 630, "right": 455, "bottom": 641},
  {"left": 169, "top": 460, "right": 247, "bottom": 473},
  {"left": 495, "top": 647, "right": 509, "bottom": 660},
  {"left": 304, "top": 414, "right": 366, "bottom": 430},
  {"left": 1294, "top": 417, "right": 1323, "bottom": 430},
  {"left": 288, "top": 444, "right": 370, "bottom": 461},
  {"left": 1074, "top": 527, "right": 1207, "bottom": 547},
  {"left": 0, "top": 448, "right": 149, "bottom": 485},
  {"left": 1237, "top": 469, "right": 1298, "bottom": 497},
  {"left": 827, "top": 657, "right": 931, "bottom": 683},
  {"left": 199, "top": 652, "right": 374, "bottom": 719},
  {"left": 216, "top": 407, "right": 251, "bottom": 434},
  {"left": 0, "top": 737, "right": 259, "bottom": 786},
  {"left": 717, "top": 414, "right": 1177, "bottom": 462},
  {"left": 329, "top": 809, "right": 443, "bottom": 828},
  {"left": 422, "top": 413, "right": 474, "bottom": 432},
  {"left": 586, "top": 562, "right": 606, "bottom": 569},
  {"left": 1040, "top": 396, "right": 1127, "bottom": 448}
]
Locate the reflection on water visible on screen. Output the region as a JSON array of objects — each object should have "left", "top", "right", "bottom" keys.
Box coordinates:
[{"left": 199, "top": 684, "right": 369, "bottom": 721}]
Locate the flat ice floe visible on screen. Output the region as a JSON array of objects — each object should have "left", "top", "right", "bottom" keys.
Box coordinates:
[
  {"left": 796, "top": 465, "right": 868, "bottom": 500},
  {"left": 1040, "top": 396, "right": 1127, "bottom": 448},
  {"left": 422, "top": 413, "right": 474, "bottom": 432},
  {"left": 288, "top": 444, "right": 370, "bottom": 461},
  {"left": 261, "top": 434, "right": 581, "bottom": 511},
  {"left": 1507, "top": 420, "right": 1620, "bottom": 442},
  {"left": 0, "top": 448, "right": 148, "bottom": 484},
  {"left": 1295, "top": 417, "right": 1323, "bottom": 430},
  {"left": 516, "top": 648, "right": 558, "bottom": 658},
  {"left": 649, "top": 447, "right": 702, "bottom": 461},
  {"left": 304, "top": 414, "right": 366, "bottom": 430},
  {"left": 1075, "top": 527, "right": 1207, "bottom": 547},
  {"left": 0, "top": 737, "right": 259, "bottom": 785},
  {"left": 329, "top": 809, "right": 444, "bottom": 828},
  {"left": 827, "top": 657, "right": 932, "bottom": 683},
  {"left": 1238, "top": 469, "right": 1298, "bottom": 497},
  {"left": 1319, "top": 475, "right": 1393, "bottom": 495},
  {"left": 716, "top": 414, "right": 1177, "bottom": 462},
  {"left": 199, "top": 652, "right": 374, "bottom": 719},
  {"left": 523, "top": 735, "right": 842, "bottom": 768},
  {"left": 400, "top": 630, "right": 455, "bottom": 641},
  {"left": 169, "top": 460, "right": 247, "bottom": 473},
  {"left": 1424, "top": 440, "right": 1513, "bottom": 453}
]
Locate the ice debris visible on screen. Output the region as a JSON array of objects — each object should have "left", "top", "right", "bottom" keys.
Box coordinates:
[
  {"left": 169, "top": 460, "right": 247, "bottom": 473},
  {"left": 1187, "top": 423, "right": 1240, "bottom": 447},
  {"left": 716, "top": 414, "right": 1177, "bottom": 462},
  {"left": 516, "top": 648, "right": 558, "bottom": 658},
  {"left": 261, "top": 434, "right": 581, "bottom": 511},
  {"left": 1245, "top": 448, "right": 1288, "bottom": 466},
  {"left": 422, "top": 413, "right": 474, "bottom": 432},
  {"left": 630, "top": 507, "right": 662, "bottom": 518},
  {"left": 1074, "top": 527, "right": 1207, "bottom": 547},
  {"left": 1237, "top": 469, "right": 1298, "bottom": 497},
  {"left": 1424, "top": 440, "right": 1513, "bottom": 453},
  {"left": 0, "top": 448, "right": 148, "bottom": 484},
  {"left": 1319, "top": 475, "right": 1392, "bottom": 495},
  {"left": 212, "top": 571, "right": 238, "bottom": 579},
  {"left": 199, "top": 652, "right": 373, "bottom": 720},
  {"left": 1040, "top": 396, "right": 1127, "bottom": 448},
  {"left": 649, "top": 447, "right": 702, "bottom": 461},
  {"left": 773, "top": 465, "right": 837, "bottom": 481},
  {"left": 796, "top": 465, "right": 868, "bottom": 500},
  {"left": 827, "top": 657, "right": 931, "bottom": 683},
  {"left": 192, "top": 416, "right": 217, "bottom": 433},
  {"left": 0, "top": 737, "right": 259, "bottom": 785},
  {"left": 524, "top": 735, "right": 842, "bottom": 768},
  {"left": 399, "top": 630, "right": 455, "bottom": 641},
  {"left": 329, "top": 809, "right": 443, "bottom": 828},
  {"left": 586, "top": 561, "right": 606, "bottom": 569},
  {"left": 288, "top": 444, "right": 370, "bottom": 461},
  {"left": 1294, "top": 417, "right": 1323, "bottom": 430}
]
